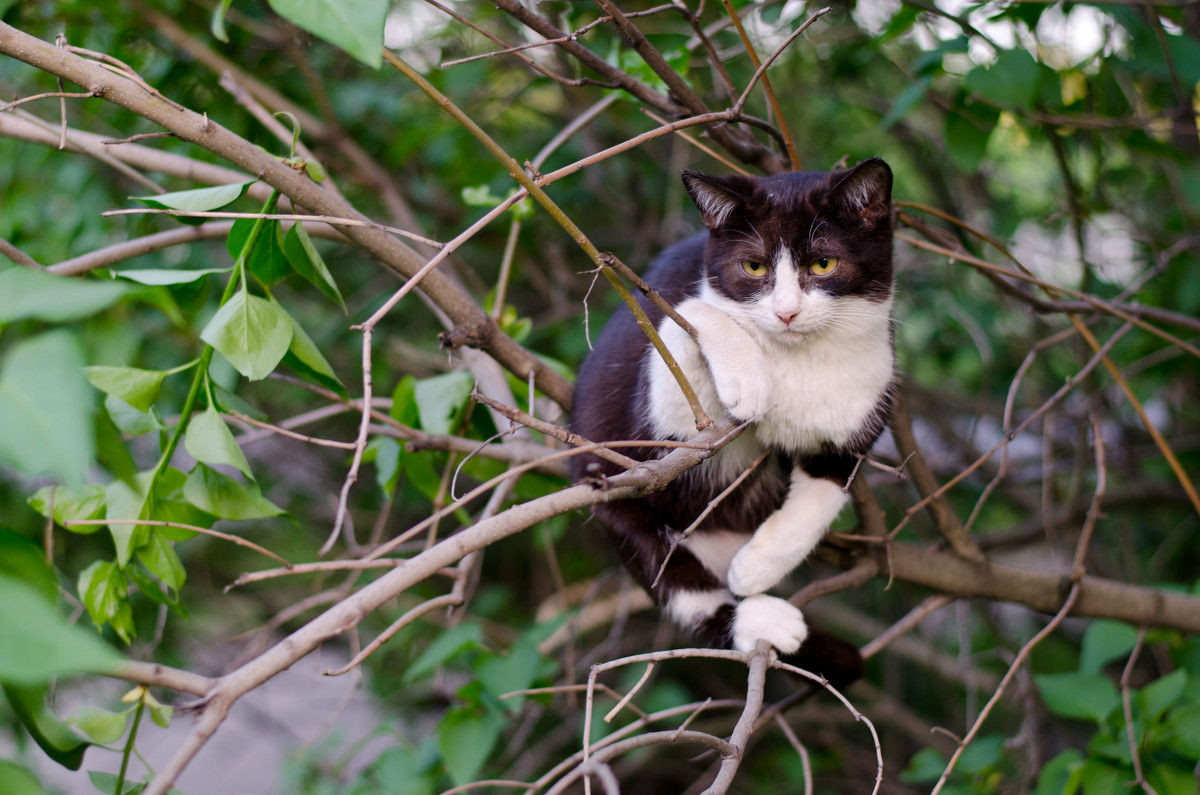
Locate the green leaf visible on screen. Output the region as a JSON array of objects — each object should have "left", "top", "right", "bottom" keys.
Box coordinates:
[
  {"left": 87, "top": 771, "right": 145, "bottom": 795},
  {"left": 283, "top": 312, "right": 346, "bottom": 396},
  {"left": 0, "top": 331, "right": 94, "bottom": 486},
  {"left": 67, "top": 705, "right": 129, "bottom": 744},
  {"left": 78, "top": 561, "right": 135, "bottom": 644},
  {"left": 436, "top": 707, "right": 504, "bottom": 787},
  {"left": 964, "top": 48, "right": 1044, "bottom": 110},
  {"left": 132, "top": 181, "right": 254, "bottom": 225},
  {"left": 1162, "top": 703, "right": 1200, "bottom": 759},
  {"left": 1035, "top": 672, "right": 1120, "bottom": 724},
  {"left": 1076, "top": 757, "right": 1129, "bottom": 795},
  {"left": 110, "top": 267, "right": 232, "bottom": 286},
  {"left": 185, "top": 404, "right": 253, "bottom": 479},
  {"left": 3, "top": 684, "right": 92, "bottom": 770},
  {"left": 211, "top": 0, "right": 235, "bottom": 42},
  {"left": 367, "top": 436, "right": 403, "bottom": 496},
  {"left": 0, "top": 529, "right": 58, "bottom": 601},
  {"left": 135, "top": 530, "right": 187, "bottom": 593},
  {"left": 1146, "top": 762, "right": 1200, "bottom": 795},
  {"left": 266, "top": 0, "right": 387, "bottom": 68},
  {"left": 476, "top": 638, "right": 540, "bottom": 713},
  {"left": 375, "top": 746, "right": 434, "bottom": 795},
  {"left": 200, "top": 290, "right": 294, "bottom": 381},
  {"left": 900, "top": 747, "right": 946, "bottom": 783},
  {"left": 390, "top": 375, "right": 419, "bottom": 427},
  {"left": 105, "top": 395, "right": 164, "bottom": 437},
  {"left": 282, "top": 222, "right": 345, "bottom": 311},
  {"left": 229, "top": 219, "right": 291, "bottom": 287},
  {"left": 1140, "top": 669, "right": 1187, "bottom": 724},
  {"left": 404, "top": 622, "right": 483, "bottom": 682},
  {"left": 29, "top": 484, "right": 107, "bottom": 529},
  {"left": 0, "top": 268, "right": 130, "bottom": 323},
  {"left": 0, "top": 574, "right": 122, "bottom": 684},
  {"left": 105, "top": 474, "right": 154, "bottom": 567},
  {"left": 84, "top": 366, "right": 167, "bottom": 413},
  {"left": 183, "top": 464, "right": 286, "bottom": 520},
  {"left": 1080, "top": 620, "right": 1139, "bottom": 674},
  {"left": 0, "top": 760, "right": 47, "bottom": 795},
  {"left": 1035, "top": 749, "right": 1084, "bottom": 795},
  {"left": 148, "top": 701, "right": 174, "bottom": 729},
  {"left": 414, "top": 370, "right": 474, "bottom": 436},
  {"left": 943, "top": 101, "right": 1000, "bottom": 173},
  {"left": 95, "top": 409, "right": 140, "bottom": 487}
]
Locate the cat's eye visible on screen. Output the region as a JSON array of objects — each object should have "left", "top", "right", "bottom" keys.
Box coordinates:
[
  {"left": 810, "top": 257, "right": 839, "bottom": 276},
  {"left": 741, "top": 260, "right": 768, "bottom": 277}
]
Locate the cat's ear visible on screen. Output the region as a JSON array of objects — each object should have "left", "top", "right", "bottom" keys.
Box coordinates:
[
  {"left": 681, "top": 171, "right": 755, "bottom": 229},
  {"left": 828, "top": 158, "right": 892, "bottom": 227}
]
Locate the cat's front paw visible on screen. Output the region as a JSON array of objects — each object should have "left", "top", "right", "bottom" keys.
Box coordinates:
[
  {"left": 726, "top": 541, "right": 792, "bottom": 597},
  {"left": 710, "top": 364, "right": 772, "bottom": 421},
  {"left": 732, "top": 594, "right": 808, "bottom": 654},
  {"left": 677, "top": 301, "right": 771, "bottom": 421}
]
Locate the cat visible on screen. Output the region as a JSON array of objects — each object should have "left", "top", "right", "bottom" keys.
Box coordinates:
[{"left": 570, "top": 158, "right": 897, "bottom": 684}]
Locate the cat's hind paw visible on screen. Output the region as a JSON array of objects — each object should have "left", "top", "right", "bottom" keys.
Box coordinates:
[
  {"left": 726, "top": 542, "right": 792, "bottom": 597},
  {"left": 732, "top": 595, "right": 807, "bottom": 654}
]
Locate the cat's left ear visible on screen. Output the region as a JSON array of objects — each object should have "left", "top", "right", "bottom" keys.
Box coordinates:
[
  {"left": 681, "top": 171, "right": 756, "bottom": 230},
  {"left": 829, "top": 158, "right": 892, "bottom": 227}
]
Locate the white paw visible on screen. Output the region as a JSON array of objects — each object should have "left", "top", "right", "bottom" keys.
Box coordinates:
[
  {"left": 710, "top": 365, "right": 771, "bottom": 421},
  {"left": 732, "top": 595, "right": 808, "bottom": 654},
  {"left": 679, "top": 301, "right": 771, "bottom": 421},
  {"left": 726, "top": 541, "right": 792, "bottom": 597}
]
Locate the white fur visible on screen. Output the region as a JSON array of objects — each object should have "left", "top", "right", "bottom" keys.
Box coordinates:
[
  {"left": 644, "top": 282, "right": 893, "bottom": 454},
  {"left": 666, "top": 588, "right": 732, "bottom": 628},
  {"left": 681, "top": 529, "right": 751, "bottom": 581},
  {"left": 688, "top": 183, "right": 738, "bottom": 227},
  {"left": 732, "top": 594, "right": 808, "bottom": 654},
  {"left": 696, "top": 282, "right": 894, "bottom": 452},
  {"left": 726, "top": 469, "right": 849, "bottom": 596}
]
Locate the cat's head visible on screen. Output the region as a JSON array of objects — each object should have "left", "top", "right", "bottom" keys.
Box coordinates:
[{"left": 681, "top": 158, "right": 894, "bottom": 343}]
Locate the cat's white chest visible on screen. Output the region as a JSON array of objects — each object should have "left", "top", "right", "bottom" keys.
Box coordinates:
[
  {"left": 751, "top": 327, "right": 894, "bottom": 452},
  {"left": 643, "top": 292, "right": 893, "bottom": 459}
]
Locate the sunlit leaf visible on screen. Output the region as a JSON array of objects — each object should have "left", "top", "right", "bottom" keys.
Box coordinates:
[
  {"left": 111, "top": 267, "right": 232, "bottom": 286},
  {"left": 132, "top": 181, "right": 254, "bottom": 225},
  {"left": 183, "top": 464, "right": 285, "bottom": 521},
  {"left": 266, "top": 0, "right": 387, "bottom": 68},
  {"left": 185, "top": 404, "right": 253, "bottom": 479},
  {"left": 84, "top": 366, "right": 167, "bottom": 413},
  {"left": 0, "top": 268, "right": 129, "bottom": 324},
  {"left": 0, "top": 332, "right": 94, "bottom": 486},
  {"left": 0, "top": 574, "right": 122, "bottom": 684},
  {"left": 66, "top": 705, "right": 129, "bottom": 744},
  {"left": 200, "top": 290, "right": 294, "bottom": 381}
]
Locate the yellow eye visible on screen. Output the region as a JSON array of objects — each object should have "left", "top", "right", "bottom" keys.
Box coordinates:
[
  {"left": 741, "top": 260, "right": 768, "bottom": 277},
  {"left": 810, "top": 257, "right": 839, "bottom": 276}
]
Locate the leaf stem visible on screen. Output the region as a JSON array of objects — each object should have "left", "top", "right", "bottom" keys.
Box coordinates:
[
  {"left": 152, "top": 189, "right": 280, "bottom": 483},
  {"left": 115, "top": 698, "right": 146, "bottom": 795}
]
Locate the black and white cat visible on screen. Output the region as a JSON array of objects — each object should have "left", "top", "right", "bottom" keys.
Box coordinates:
[{"left": 571, "top": 159, "right": 896, "bottom": 680}]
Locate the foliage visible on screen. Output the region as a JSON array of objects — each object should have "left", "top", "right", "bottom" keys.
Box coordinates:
[{"left": 0, "top": 0, "right": 1198, "bottom": 793}]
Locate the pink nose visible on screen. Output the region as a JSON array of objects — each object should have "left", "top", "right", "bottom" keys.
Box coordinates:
[{"left": 777, "top": 310, "right": 798, "bottom": 326}]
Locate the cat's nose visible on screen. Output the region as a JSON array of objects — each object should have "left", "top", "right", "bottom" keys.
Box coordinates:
[{"left": 776, "top": 310, "right": 798, "bottom": 326}]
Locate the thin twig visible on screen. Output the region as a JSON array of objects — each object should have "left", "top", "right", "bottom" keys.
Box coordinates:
[
  {"left": 929, "top": 584, "right": 1082, "bottom": 795},
  {"left": 63, "top": 519, "right": 289, "bottom": 566}
]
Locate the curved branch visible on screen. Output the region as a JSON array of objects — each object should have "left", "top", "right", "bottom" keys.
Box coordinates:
[{"left": 0, "top": 21, "right": 574, "bottom": 409}]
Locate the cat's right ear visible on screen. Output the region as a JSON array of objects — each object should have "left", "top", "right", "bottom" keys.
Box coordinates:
[{"left": 681, "top": 171, "right": 754, "bottom": 230}]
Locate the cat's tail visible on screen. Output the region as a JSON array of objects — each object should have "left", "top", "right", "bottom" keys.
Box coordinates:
[
  {"left": 683, "top": 594, "right": 864, "bottom": 690},
  {"left": 777, "top": 625, "right": 864, "bottom": 691}
]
